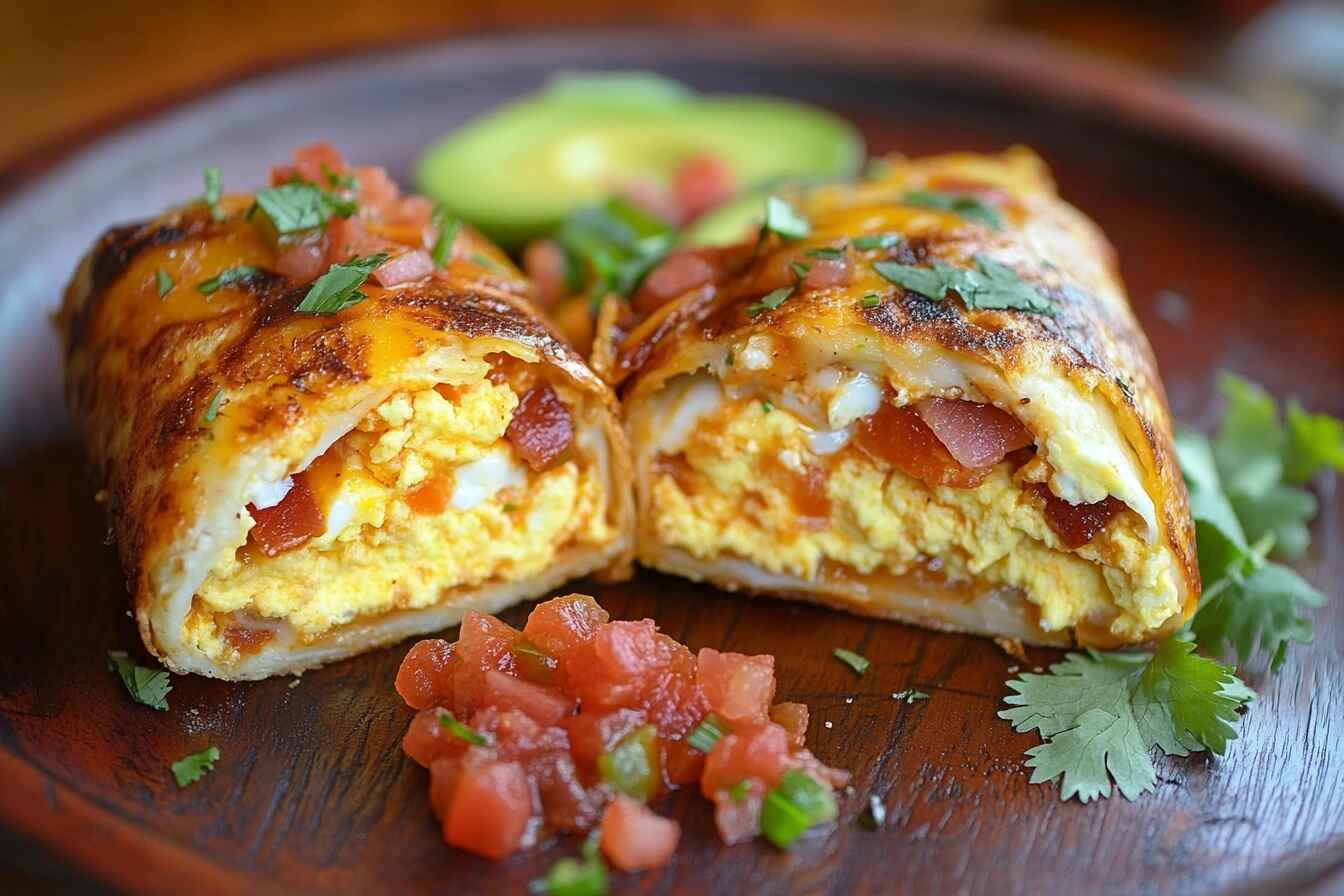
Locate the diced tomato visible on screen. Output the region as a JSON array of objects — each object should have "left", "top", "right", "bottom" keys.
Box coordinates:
[
  {"left": 802, "top": 258, "right": 852, "bottom": 290},
  {"left": 594, "top": 620, "right": 668, "bottom": 680},
  {"left": 790, "top": 749, "right": 852, "bottom": 790},
  {"left": 914, "top": 397, "right": 1033, "bottom": 469},
  {"left": 403, "top": 706, "right": 469, "bottom": 767},
  {"left": 505, "top": 384, "right": 573, "bottom": 471},
  {"left": 246, "top": 474, "right": 324, "bottom": 557},
  {"left": 562, "top": 708, "right": 645, "bottom": 773},
  {"left": 353, "top": 165, "right": 401, "bottom": 214},
  {"left": 662, "top": 737, "right": 706, "bottom": 786},
  {"left": 600, "top": 796, "right": 681, "bottom": 871},
  {"left": 1031, "top": 483, "right": 1127, "bottom": 548},
  {"left": 483, "top": 707, "right": 569, "bottom": 763},
  {"left": 696, "top": 649, "right": 776, "bottom": 726},
  {"left": 451, "top": 612, "right": 520, "bottom": 715},
  {"left": 640, "top": 641, "right": 708, "bottom": 739},
  {"left": 326, "top": 217, "right": 394, "bottom": 264},
  {"left": 290, "top": 142, "right": 347, "bottom": 185},
  {"left": 523, "top": 594, "right": 610, "bottom": 664},
  {"left": 673, "top": 153, "right": 736, "bottom": 223},
  {"left": 701, "top": 722, "right": 792, "bottom": 798},
  {"left": 372, "top": 249, "right": 434, "bottom": 287},
  {"left": 386, "top": 194, "right": 434, "bottom": 231},
  {"left": 522, "top": 240, "right": 570, "bottom": 309},
  {"left": 482, "top": 670, "right": 576, "bottom": 726},
  {"left": 275, "top": 236, "right": 330, "bottom": 281},
  {"left": 711, "top": 780, "right": 765, "bottom": 845},
  {"left": 855, "top": 402, "right": 991, "bottom": 489},
  {"left": 528, "top": 749, "right": 604, "bottom": 832},
  {"left": 769, "top": 702, "right": 809, "bottom": 750},
  {"left": 631, "top": 250, "right": 716, "bottom": 314},
  {"left": 444, "top": 760, "right": 536, "bottom": 860},
  {"left": 396, "top": 638, "right": 456, "bottom": 709}
]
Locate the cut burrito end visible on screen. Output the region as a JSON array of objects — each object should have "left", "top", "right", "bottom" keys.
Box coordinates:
[
  {"left": 618, "top": 148, "right": 1198, "bottom": 647},
  {"left": 59, "top": 144, "right": 633, "bottom": 679}
]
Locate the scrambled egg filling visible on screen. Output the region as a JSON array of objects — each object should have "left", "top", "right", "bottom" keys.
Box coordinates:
[
  {"left": 649, "top": 396, "right": 1179, "bottom": 639},
  {"left": 187, "top": 377, "right": 613, "bottom": 662}
]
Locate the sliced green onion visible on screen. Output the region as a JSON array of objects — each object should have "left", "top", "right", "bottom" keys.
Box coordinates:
[
  {"left": 761, "top": 770, "right": 837, "bottom": 848},
  {"left": 598, "top": 724, "right": 659, "bottom": 800},
  {"left": 203, "top": 166, "right": 223, "bottom": 220},
  {"left": 512, "top": 638, "right": 558, "bottom": 684},
  {"left": 529, "top": 831, "right": 608, "bottom": 896},
  {"left": 438, "top": 710, "right": 490, "bottom": 746},
  {"left": 805, "top": 246, "right": 845, "bottom": 260},
  {"left": 155, "top": 269, "right": 174, "bottom": 298},
  {"left": 860, "top": 293, "right": 881, "bottom": 308},
  {"left": 687, "top": 713, "right": 729, "bottom": 753},
  {"left": 833, "top": 647, "right": 870, "bottom": 677},
  {"left": 202, "top": 390, "right": 226, "bottom": 424},
  {"left": 762, "top": 401, "right": 774, "bottom": 414},
  {"left": 728, "top": 779, "right": 752, "bottom": 803}
]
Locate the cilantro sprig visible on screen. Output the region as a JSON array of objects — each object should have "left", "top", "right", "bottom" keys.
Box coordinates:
[
  {"left": 171, "top": 746, "right": 220, "bottom": 788},
  {"left": 556, "top": 198, "right": 676, "bottom": 307},
  {"left": 873, "top": 257, "right": 1056, "bottom": 314},
  {"left": 107, "top": 650, "right": 172, "bottom": 711},
  {"left": 252, "top": 181, "right": 355, "bottom": 235},
  {"left": 902, "top": 189, "right": 1002, "bottom": 230},
  {"left": 294, "top": 252, "right": 388, "bottom": 314},
  {"left": 1000, "top": 639, "right": 1251, "bottom": 802}
]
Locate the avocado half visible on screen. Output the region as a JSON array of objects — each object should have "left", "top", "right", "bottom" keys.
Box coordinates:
[{"left": 416, "top": 72, "right": 865, "bottom": 248}]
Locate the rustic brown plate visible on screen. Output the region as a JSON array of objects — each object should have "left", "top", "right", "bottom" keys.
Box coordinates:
[{"left": 1, "top": 28, "right": 1341, "bottom": 896}]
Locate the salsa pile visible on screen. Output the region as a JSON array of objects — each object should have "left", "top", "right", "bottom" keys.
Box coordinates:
[{"left": 394, "top": 594, "right": 848, "bottom": 872}]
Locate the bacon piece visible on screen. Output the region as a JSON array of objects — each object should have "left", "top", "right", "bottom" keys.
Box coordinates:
[
  {"left": 505, "top": 384, "right": 573, "bottom": 471},
  {"left": 1030, "top": 484, "right": 1127, "bottom": 548},
  {"left": 246, "top": 473, "right": 324, "bottom": 556},
  {"left": 855, "top": 403, "right": 991, "bottom": 489},
  {"left": 915, "top": 397, "right": 1033, "bottom": 469},
  {"left": 632, "top": 250, "right": 717, "bottom": 315},
  {"left": 372, "top": 249, "right": 434, "bottom": 287}
]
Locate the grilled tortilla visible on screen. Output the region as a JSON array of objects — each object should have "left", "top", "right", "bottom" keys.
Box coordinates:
[
  {"left": 58, "top": 147, "right": 633, "bottom": 680},
  {"left": 615, "top": 148, "right": 1197, "bottom": 647}
]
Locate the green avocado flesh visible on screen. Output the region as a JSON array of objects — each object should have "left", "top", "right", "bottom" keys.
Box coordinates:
[{"left": 415, "top": 73, "right": 864, "bottom": 248}]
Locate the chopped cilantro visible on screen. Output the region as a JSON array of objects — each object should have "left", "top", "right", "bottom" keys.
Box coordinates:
[
  {"left": 321, "top": 163, "right": 358, "bottom": 191},
  {"left": 252, "top": 182, "right": 354, "bottom": 234},
  {"left": 155, "top": 269, "right": 174, "bottom": 298},
  {"left": 762, "top": 400, "right": 774, "bottom": 414},
  {"left": 806, "top": 246, "right": 845, "bottom": 260},
  {"left": 891, "top": 689, "right": 928, "bottom": 704},
  {"left": 438, "top": 710, "right": 490, "bottom": 746},
  {"left": 761, "top": 196, "right": 810, "bottom": 240},
  {"left": 171, "top": 746, "right": 220, "bottom": 788},
  {"left": 555, "top": 197, "right": 675, "bottom": 299},
  {"left": 860, "top": 293, "right": 881, "bottom": 309},
  {"left": 902, "top": 188, "right": 1002, "bottom": 230},
  {"left": 197, "top": 265, "right": 262, "bottom": 297},
  {"left": 107, "top": 650, "right": 171, "bottom": 710},
  {"left": 1000, "top": 639, "right": 1252, "bottom": 802},
  {"left": 294, "top": 252, "right": 387, "bottom": 314},
  {"left": 746, "top": 286, "right": 794, "bottom": 317},
  {"left": 872, "top": 256, "right": 1055, "bottom": 314},
  {"left": 833, "top": 647, "right": 869, "bottom": 677},
  {"left": 790, "top": 261, "right": 812, "bottom": 281},
  {"left": 852, "top": 233, "right": 902, "bottom": 252}
]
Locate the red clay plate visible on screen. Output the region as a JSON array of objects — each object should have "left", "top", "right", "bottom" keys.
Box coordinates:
[{"left": 1, "top": 28, "right": 1341, "bottom": 896}]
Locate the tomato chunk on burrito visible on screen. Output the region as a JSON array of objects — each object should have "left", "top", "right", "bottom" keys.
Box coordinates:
[
  {"left": 58, "top": 144, "right": 633, "bottom": 679},
  {"left": 612, "top": 148, "right": 1198, "bottom": 647}
]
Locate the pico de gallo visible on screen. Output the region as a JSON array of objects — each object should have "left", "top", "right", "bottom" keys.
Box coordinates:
[{"left": 394, "top": 593, "right": 849, "bottom": 874}]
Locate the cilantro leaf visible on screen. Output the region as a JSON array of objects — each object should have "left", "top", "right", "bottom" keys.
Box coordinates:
[
  {"left": 197, "top": 265, "right": 262, "bottom": 297},
  {"left": 295, "top": 252, "right": 388, "bottom": 314},
  {"left": 1284, "top": 400, "right": 1344, "bottom": 483},
  {"left": 430, "top": 206, "right": 460, "bottom": 267},
  {"left": 203, "top": 166, "right": 224, "bottom": 220},
  {"left": 851, "top": 233, "right": 902, "bottom": 252},
  {"left": 1000, "top": 640, "right": 1250, "bottom": 802},
  {"left": 107, "top": 650, "right": 172, "bottom": 711},
  {"left": 902, "top": 189, "right": 1003, "bottom": 230},
  {"left": 171, "top": 746, "right": 220, "bottom": 788},
  {"left": 556, "top": 197, "right": 675, "bottom": 300},
  {"left": 253, "top": 182, "right": 354, "bottom": 234},
  {"left": 872, "top": 256, "right": 1055, "bottom": 314},
  {"left": 761, "top": 196, "right": 810, "bottom": 240},
  {"left": 155, "top": 269, "right": 174, "bottom": 298},
  {"left": 746, "top": 286, "right": 794, "bottom": 317}
]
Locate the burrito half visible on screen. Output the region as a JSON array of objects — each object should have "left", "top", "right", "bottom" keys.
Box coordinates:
[
  {"left": 59, "top": 144, "right": 633, "bottom": 679},
  {"left": 615, "top": 148, "right": 1197, "bottom": 647}
]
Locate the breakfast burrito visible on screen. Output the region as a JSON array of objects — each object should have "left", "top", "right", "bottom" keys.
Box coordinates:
[
  {"left": 59, "top": 144, "right": 633, "bottom": 680},
  {"left": 613, "top": 148, "right": 1198, "bottom": 647}
]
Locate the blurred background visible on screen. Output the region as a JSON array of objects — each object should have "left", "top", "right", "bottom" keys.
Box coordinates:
[{"left": 4, "top": 0, "right": 1344, "bottom": 171}]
